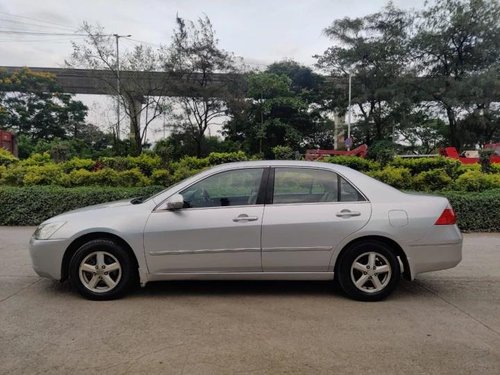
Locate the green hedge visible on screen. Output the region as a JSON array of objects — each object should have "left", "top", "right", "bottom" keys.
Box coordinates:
[
  {"left": 439, "top": 189, "right": 500, "bottom": 232},
  {"left": 0, "top": 185, "right": 498, "bottom": 231},
  {"left": 0, "top": 186, "right": 163, "bottom": 226}
]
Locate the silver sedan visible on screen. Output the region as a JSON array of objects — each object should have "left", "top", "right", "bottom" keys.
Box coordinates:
[{"left": 29, "top": 161, "right": 462, "bottom": 301}]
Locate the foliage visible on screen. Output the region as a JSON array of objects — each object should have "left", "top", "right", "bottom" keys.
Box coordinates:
[
  {"left": 366, "top": 140, "right": 396, "bottom": 166},
  {"left": 390, "top": 157, "right": 461, "bottom": 177},
  {"left": 315, "top": 4, "right": 411, "bottom": 144},
  {"left": 452, "top": 170, "right": 500, "bottom": 192},
  {"left": 0, "top": 68, "right": 88, "bottom": 142},
  {"left": 0, "top": 186, "right": 163, "bottom": 226},
  {"left": 439, "top": 189, "right": 500, "bottom": 232},
  {"left": 272, "top": 146, "right": 295, "bottom": 160},
  {"left": 67, "top": 23, "right": 170, "bottom": 154},
  {"left": 413, "top": 169, "right": 453, "bottom": 191},
  {"left": 479, "top": 149, "right": 494, "bottom": 173},
  {"left": 151, "top": 169, "right": 172, "bottom": 186},
  {"left": 164, "top": 15, "right": 244, "bottom": 157},
  {"left": 412, "top": 0, "right": 500, "bottom": 149},
  {"left": 0, "top": 147, "right": 18, "bottom": 166},
  {"left": 322, "top": 155, "right": 380, "bottom": 172},
  {"left": 366, "top": 166, "right": 412, "bottom": 190},
  {"left": 225, "top": 68, "right": 331, "bottom": 157}
]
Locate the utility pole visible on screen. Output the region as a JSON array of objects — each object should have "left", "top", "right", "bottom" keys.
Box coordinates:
[
  {"left": 113, "top": 33, "right": 131, "bottom": 140},
  {"left": 347, "top": 73, "right": 352, "bottom": 151}
]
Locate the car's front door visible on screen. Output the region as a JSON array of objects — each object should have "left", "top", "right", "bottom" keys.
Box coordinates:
[
  {"left": 261, "top": 167, "right": 371, "bottom": 272},
  {"left": 144, "top": 168, "right": 267, "bottom": 274}
]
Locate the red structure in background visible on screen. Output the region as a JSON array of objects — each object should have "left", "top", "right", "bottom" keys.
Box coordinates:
[
  {"left": 439, "top": 144, "right": 500, "bottom": 164},
  {"left": 305, "top": 144, "right": 368, "bottom": 161},
  {"left": 0, "top": 130, "right": 17, "bottom": 157}
]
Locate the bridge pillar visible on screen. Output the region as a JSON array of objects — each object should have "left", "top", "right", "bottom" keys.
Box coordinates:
[{"left": 125, "top": 95, "right": 144, "bottom": 142}]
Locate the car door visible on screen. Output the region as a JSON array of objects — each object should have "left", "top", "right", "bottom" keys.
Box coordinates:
[
  {"left": 144, "top": 167, "right": 267, "bottom": 274},
  {"left": 261, "top": 167, "right": 371, "bottom": 272}
]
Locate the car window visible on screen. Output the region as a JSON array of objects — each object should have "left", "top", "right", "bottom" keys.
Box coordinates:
[
  {"left": 339, "top": 176, "right": 366, "bottom": 202},
  {"left": 180, "top": 168, "right": 264, "bottom": 208},
  {"left": 273, "top": 168, "right": 338, "bottom": 204},
  {"left": 273, "top": 168, "right": 365, "bottom": 204}
]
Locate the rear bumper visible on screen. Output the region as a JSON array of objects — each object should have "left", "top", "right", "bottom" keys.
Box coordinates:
[
  {"left": 29, "top": 237, "right": 69, "bottom": 280},
  {"left": 407, "top": 241, "right": 462, "bottom": 276},
  {"left": 405, "top": 226, "right": 463, "bottom": 277}
]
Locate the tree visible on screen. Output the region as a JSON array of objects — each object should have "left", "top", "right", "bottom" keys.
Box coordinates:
[
  {"left": 163, "top": 15, "right": 244, "bottom": 157},
  {"left": 0, "top": 67, "right": 88, "bottom": 141},
  {"left": 412, "top": 0, "right": 500, "bottom": 149},
  {"left": 67, "top": 22, "right": 171, "bottom": 154},
  {"left": 315, "top": 4, "right": 413, "bottom": 145},
  {"left": 225, "top": 70, "right": 331, "bottom": 157}
]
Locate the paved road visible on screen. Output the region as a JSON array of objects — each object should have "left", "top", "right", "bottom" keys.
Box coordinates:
[{"left": 0, "top": 227, "right": 499, "bottom": 375}]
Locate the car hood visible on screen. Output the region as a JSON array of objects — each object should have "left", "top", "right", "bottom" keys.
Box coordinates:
[{"left": 43, "top": 198, "right": 139, "bottom": 224}]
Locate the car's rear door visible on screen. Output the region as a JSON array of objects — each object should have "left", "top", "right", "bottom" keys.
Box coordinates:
[
  {"left": 261, "top": 167, "right": 371, "bottom": 272},
  {"left": 144, "top": 167, "right": 267, "bottom": 274}
]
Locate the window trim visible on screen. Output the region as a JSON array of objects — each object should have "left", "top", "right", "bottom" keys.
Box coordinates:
[
  {"left": 155, "top": 167, "right": 268, "bottom": 212},
  {"left": 269, "top": 166, "right": 368, "bottom": 206}
]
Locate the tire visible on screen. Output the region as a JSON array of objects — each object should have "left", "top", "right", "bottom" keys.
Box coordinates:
[
  {"left": 336, "top": 240, "right": 400, "bottom": 302},
  {"left": 69, "top": 239, "right": 136, "bottom": 300}
]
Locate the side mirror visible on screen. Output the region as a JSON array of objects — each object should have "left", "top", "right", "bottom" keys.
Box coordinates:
[{"left": 165, "top": 194, "right": 184, "bottom": 210}]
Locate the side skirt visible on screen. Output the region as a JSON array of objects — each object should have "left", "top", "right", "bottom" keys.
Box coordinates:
[{"left": 143, "top": 272, "right": 335, "bottom": 285}]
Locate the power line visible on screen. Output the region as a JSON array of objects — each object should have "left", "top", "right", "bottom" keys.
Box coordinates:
[
  {"left": 0, "top": 30, "right": 88, "bottom": 36},
  {"left": 0, "top": 18, "right": 76, "bottom": 32},
  {"left": 0, "top": 11, "right": 75, "bottom": 31}
]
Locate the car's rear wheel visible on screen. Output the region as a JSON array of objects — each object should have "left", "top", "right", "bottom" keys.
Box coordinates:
[
  {"left": 69, "top": 239, "right": 135, "bottom": 300},
  {"left": 337, "top": 240, "right": 400, "bottom": 301}
]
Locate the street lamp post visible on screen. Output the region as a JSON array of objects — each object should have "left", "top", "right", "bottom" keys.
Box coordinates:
[{"left": 113, "top": 33, "right": 131, "bottom": 140}]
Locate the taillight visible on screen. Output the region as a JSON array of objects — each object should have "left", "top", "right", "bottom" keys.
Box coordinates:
[{"left": 435, "top": 207, "right": 457, "bottom": 225}]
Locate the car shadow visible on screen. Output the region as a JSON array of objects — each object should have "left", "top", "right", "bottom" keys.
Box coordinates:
[{"left": 48, "top": 278, "right": 427, "bottom": 302}]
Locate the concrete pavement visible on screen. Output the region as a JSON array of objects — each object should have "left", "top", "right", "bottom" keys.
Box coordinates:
[{"left": 1, "top": 227, "right": 499, "bottom": 374}]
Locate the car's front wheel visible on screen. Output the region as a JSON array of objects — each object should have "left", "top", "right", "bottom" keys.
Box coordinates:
[
  {"left": 69, "top": 239, "right": 135, "bottom": 300},
  {"left": 337, "top": 240, "right": 401, "bottom": 301}
]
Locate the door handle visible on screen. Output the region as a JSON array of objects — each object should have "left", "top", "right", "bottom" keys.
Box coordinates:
[
  {"left": 233, "top": 214, "right": 259, "bottom": 222},
  {"left": 336, "top": 209, "right": 361, "bottom": 218}
]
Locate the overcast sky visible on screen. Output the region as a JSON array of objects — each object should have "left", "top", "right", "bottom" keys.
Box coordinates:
[{"left": 0, "top": 0, "right": 426, "bottom": 140}]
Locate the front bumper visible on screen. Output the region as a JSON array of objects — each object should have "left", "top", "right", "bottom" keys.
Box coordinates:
[{"left": 29, "top": 237, "right": 69, "bottom": 280}]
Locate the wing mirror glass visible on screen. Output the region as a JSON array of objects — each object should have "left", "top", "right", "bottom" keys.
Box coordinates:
[{"left": 165, "top": 194, "right": 184, "bottom": 210}]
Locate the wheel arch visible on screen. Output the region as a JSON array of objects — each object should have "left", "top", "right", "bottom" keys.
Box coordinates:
[
  {"left": 61, "top": 232, "right": 139, "bottom": 282},
  {"left": 334, "top": 235, "right": 412, "bottom": 281}
]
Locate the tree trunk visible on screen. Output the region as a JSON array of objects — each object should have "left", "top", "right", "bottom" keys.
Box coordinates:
[
  {"left": 445, "top": 106, "right": 460, "bottom": 150},
  {"left": 127, "top": 96, "right": 143, "bottom": 155}
]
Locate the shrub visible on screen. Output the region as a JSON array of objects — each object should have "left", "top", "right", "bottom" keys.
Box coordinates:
[
  {"left": 0, "top": 186, "right": 164, "bottom": 225},
  {"left": 439, "top": 189, "right": 500, "bottom": 232},
  {"left": 322, "top": 156, "right": 380, "bottom": 172},
  {"left": 367, "top": 166, "right": 412, "bottom": 189},
  {"left": 171, "top": 167, "right": 204, "bottom": 183},
  {"left": 172, "top": 155, "right": 211, "bottom": 171},
  {"left": 117, "top": 168, "right": 150, "bottom": 187},
  {"left": 20, "top": 152, "right": 51, "bottom": 166},
  {"left": 452, "top": 170, "right": 500, "bottom": 192},
  {"left": 23, "top": 164, "right": 63, "bottom": 186},
  {"left": 479, "top": 149, "right": 494, "bottom": 173},
  {"left": 1, "top": 164, "right": 28, "bottom": 186},
  {"left": 61, "top": 157, "right": 95, "bottom": 173},
  {"left": 390, "top": 156, "right": 461, "bottom": 177},
  {"left": 99, "top": 156, "right": 132, "bottom": 171},
  {"left": 366, "top": 140, "right": 396, "bottom": 165},
  {"left": 0, "top": 147, "right": 18, "bottom": 166},
  {"left": 127, "top": 153, "right": 161, "bottom": 176},
  {"left": 413, "top": 169, "right": 452, "bottom": 191},
  {"left": 272, "top": 146, "right": 295, "bottom": 160},
  {"left": 151, "top": 169, "right": 172, "bottom": 186},
  {"left": 207, "top": 151, "right": 248, "bottom": 164}
]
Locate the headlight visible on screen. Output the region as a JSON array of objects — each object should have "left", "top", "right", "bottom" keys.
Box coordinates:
[{"left": 33, "top": 222, "right": 66, "bottom": 240}]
